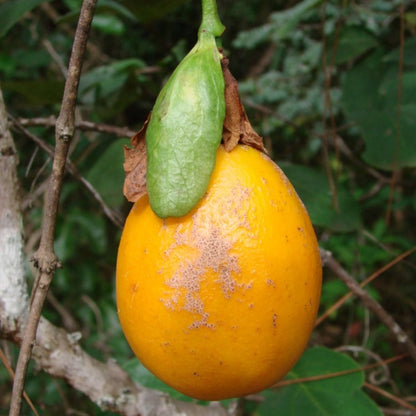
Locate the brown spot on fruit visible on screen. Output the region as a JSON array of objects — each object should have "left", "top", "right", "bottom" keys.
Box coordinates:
[{"left": 267, "top": 279, "right": 276, "bottom": 288}]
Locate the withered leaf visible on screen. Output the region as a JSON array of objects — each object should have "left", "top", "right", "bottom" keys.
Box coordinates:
[
  {"left": 221, "top": 57, "right": 266, "bottom": 153},
  {"left": 122, "top": 114, "right": 150, "bottom": 202}
]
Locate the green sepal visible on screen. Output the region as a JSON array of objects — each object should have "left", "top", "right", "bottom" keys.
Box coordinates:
[{"left": 145, "top": 32, "right": 225, "bottom": 218}]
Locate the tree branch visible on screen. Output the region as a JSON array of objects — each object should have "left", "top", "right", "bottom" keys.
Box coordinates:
[
  {"left": 9, "top": 1, "right": 98, "bottom": 414},
  {"left": 324, "top": 252, "right": 416, "bottom": 361},
  {"left": 0, "top": 92, "right": 29, "bottom": 336}
]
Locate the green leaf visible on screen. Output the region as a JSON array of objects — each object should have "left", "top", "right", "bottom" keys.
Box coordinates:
[
  {"left": 233, "top": 0, "right": 324, "bottom": 48},
  {"left": 279, "top": 163, "right": 362, "bottom": 232},
  {"left": 85, "top": 139, "right": 129, "bottom": 208},
  {"left": 2, "top": 80, "right": 64, "bottom": 105},
  {"left": 329, "top": 26, "right": 378, "bottom": 64},
  {"left": 92, "top": 14, "right": 125, "bottom": 35},
  {"left": 383, "top": 37, "right": 416, "bottom": 67},
  {"left": 54, "top": 211, "right": 107, "bottom": 261},
  {"left": 0, "top": 53, "right": 16, "bottom": 76},
  {"left": 257, "top": 347, "right": 382, "bottom": 416},
  {"left": 97, "top": 0, "right": 138, "bottom": 21},
  {"left": 58, "top": 0, "right": 137, "bottom": 25},
  {"left": 320, "top": 279, "right": 350, "bottom": 315},
  {"left": 79, "top": 59, "right": 146, "bottom": 104},
  {"left": 342, "top": 49, "right": 416, "bottom": 169},
  {"left": 270, "top": 0, "right": 324, "bottom": 41},
  {"left": 0, "top": 0, "right": 51, "bottom": 38},
  {"left": 233, "top": 24, "right": 274, "bottom": 49},
  {"left": 13, "top": 49, "right": 51, "bottom": 69}
]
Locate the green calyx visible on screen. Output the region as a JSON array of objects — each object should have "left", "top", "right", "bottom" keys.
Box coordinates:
[{"left": 145, "top": 0, "right": 225, "bottom": 219}]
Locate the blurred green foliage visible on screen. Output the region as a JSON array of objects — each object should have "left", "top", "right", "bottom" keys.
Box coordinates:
[{"left": 0, "top": 0, "right": 415, "bottom": 414}]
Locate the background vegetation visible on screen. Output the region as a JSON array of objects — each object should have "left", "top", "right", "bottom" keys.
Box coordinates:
[{"left": 0, "top": 0, "right": 415, "bottom": 414}]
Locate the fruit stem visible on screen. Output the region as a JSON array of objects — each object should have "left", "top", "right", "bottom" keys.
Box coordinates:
[{"left": 199, "top": 0, "right": 225, "bottom": 38}]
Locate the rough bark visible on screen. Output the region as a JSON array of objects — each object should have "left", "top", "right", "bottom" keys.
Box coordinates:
[{"left": 0, "top": 87, "right": 29, "bottom": 332}]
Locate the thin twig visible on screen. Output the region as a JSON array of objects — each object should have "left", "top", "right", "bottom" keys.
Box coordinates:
[
  {"left": 9, "top": 2, "right": 98, "bottom": 414},
  {"left": 40, "top": 2, "right": 109, "bottom": 68},
  {"left": 364, "top": 382, "right": 416, "bottom": 413},
  {"left": 316, "top": 246, "right": 416, "bottom": 326},
  {"left": 46, "top": 291, "right": 79, "bottom": 332},
  {"left": 0, "top": 349, "right": 39, "bottom": 416},
  {"left": 329, "top": 134, "right": 390, "bottom": 184},
  {"left": 324, "top": 254, "right": 416, "bottom": 361},
  {"left": 275, "top": 353, "right": 407, "bottom": 388},
  {"left": 361, "top": 231, "right": 416, "bottom": 271},
  {"left": 9, "top": 117, "right": 124, "bottom": 228},
  {"left": 15, "top": 115, "right": 137, "bottom": 138},
  {"left": 43, "top": 38, "right": 68, "bottom": 77}
]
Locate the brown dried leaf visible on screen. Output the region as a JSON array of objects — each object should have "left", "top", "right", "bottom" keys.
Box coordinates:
[
  {"left": 221, "top": 57, "right": 266, "bottom": 153},
  {"left": 122, "top": 114, "right": 150, "bottom": 202}
]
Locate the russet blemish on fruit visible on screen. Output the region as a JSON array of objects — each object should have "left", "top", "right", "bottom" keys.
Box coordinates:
[
  {"left": 158, "top": 182, "right": 257, "bottom": 330},
  {"left": 160, "top": 219, "right": 241, "bottom": 329}
]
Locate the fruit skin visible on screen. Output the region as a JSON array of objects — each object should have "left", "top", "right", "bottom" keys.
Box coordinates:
[{"left": 116, "top": 145, "right": 322, "bottom": 401}]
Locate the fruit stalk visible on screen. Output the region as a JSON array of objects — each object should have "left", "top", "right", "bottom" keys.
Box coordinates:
[{"left": 199, "top": 0, "right": 225, "bottom": 37}]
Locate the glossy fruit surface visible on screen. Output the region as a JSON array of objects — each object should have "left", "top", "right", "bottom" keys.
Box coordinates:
[{"left": 116, "top": 145, "right": 322, "bottom": 400}]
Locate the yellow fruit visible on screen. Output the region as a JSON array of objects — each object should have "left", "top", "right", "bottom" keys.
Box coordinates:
[{"left": 116, "top": 144, "right": 322, "bottom": 400}]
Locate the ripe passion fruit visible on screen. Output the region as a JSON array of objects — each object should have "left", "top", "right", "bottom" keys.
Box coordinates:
[{"left": 116, "top": 144, "right": 322, "bottom": 400}]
